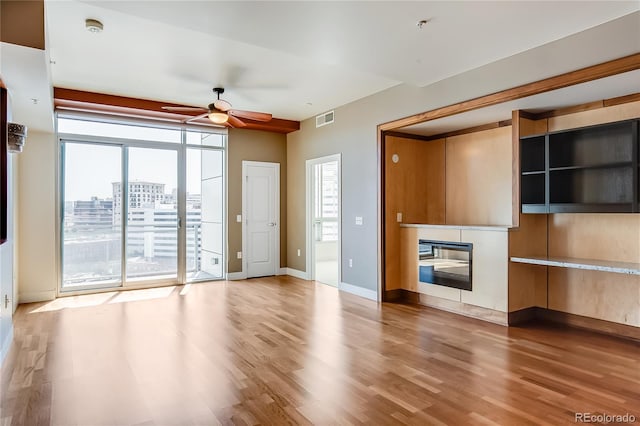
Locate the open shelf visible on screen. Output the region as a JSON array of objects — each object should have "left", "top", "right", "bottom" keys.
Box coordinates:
[
  {"left": 549, "top": 203, "right": 633, "bottom": 213},
  {"left": 549, "top": 161, "right": 632, "bottom": 172},
  {"left": 520, "top": 119, "right": 639, "bottom": 214},
  {"left": 522, "top": 203, "right": 547, "bottom": 214},
  {"left": 521, "top": 135, "right": 545, "bottom": 173}
]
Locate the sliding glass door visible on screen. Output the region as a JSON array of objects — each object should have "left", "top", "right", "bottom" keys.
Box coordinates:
[
  {"left": 126, "top": 147, "right": 179, "bottom": 283},
  {"left": 61, "top": 142, "right": 123, "bottom": 290},
  {"left": 59, "top": 116, "right": 226, "bottom": 293}
]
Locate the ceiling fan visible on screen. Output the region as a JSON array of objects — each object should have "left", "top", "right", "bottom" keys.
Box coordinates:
[{"left": 161, "top": 87, "right": 272, "bottom": 127}]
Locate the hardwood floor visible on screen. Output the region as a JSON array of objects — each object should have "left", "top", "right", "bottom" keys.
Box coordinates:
[{"left": 1, "top": 276, "right": 639, "bottom": 425}]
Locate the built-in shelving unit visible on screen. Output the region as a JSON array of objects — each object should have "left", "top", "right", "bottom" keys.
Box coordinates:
[{"left": 520, "top": 119, "right": 639, "bottom": 213}]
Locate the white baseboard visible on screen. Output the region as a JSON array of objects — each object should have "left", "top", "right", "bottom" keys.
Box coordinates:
[
  {"left": 226, "top": 272, "right": 247, "bottom": 280},
  {"left": 277, "top": 267, "right": 287, "bottom": 276},
  {"left": 0, "top": 326, "right": 13, "bottom": 366},
  {"left": 339, "top": 281, "right": 378, "bottom": 301},
  {"left": 18, "top": 290, "right": 56, "bottom": 304},
  {"left": 285, "top": 268, "right": 309, "bottom": 280}
]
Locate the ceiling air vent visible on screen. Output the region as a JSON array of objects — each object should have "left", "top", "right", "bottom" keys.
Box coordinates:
[{"left": 316, "top": 110, "right": 334, "bottom": 128}]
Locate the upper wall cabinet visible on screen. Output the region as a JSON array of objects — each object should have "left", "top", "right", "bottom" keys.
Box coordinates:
[{"left": 521, "top": 119, "right": 639, "bottom": 214}]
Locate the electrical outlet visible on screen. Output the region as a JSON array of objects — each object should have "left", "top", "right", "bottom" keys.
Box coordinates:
[
  {"left": 236, "top": 215, "right": 242, "bottom": 223},
  {"left": 349, "top": 259, "right": 353, "bottom": 268},
  {"left": 355, "top": 216, "right": 363, "bottom": 225},
  {"left": 237, "top": 252, "right": 242, "bottom": 259},
  {"left": 297, "top": 249, "right": 301, "bottom": 257},
  {"left": 397, "top": 212, "right": 403, "bottom": 222}
]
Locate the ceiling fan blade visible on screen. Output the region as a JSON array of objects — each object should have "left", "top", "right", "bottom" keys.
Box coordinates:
[
  {"left": 162, "top": 106, "right": 207, "bottom": 112},
  {"left": 229, "top": 109, "right": 272, "bottom": 122},
  {"left": 184, "top": 112, "right": 209, "bottom": 123},
  {"left": 227, "top": 114, "right": 247, "bottom": 128}
]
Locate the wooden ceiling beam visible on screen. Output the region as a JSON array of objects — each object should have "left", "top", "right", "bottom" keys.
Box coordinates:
[{"left": 53, "top": 87, "right": 300, "bottom": 134}]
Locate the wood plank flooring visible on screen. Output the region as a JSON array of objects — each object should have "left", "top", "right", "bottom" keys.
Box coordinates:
[{"left": 1, "top": 276, "right": 639, "bottom": 425}]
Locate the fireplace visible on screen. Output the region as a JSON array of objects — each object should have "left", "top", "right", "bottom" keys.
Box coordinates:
[{"left": 418, "top": 240, "right": 473, "bottom": 291}]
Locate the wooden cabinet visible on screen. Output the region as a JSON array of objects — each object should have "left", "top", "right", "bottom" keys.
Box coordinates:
[{"left": 521, "top": 119, "right": 639, "bottom": 213}]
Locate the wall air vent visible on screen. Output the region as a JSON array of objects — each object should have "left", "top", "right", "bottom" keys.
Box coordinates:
[{"left": 316, "top": 110, "right": 334, "bottom": 128}]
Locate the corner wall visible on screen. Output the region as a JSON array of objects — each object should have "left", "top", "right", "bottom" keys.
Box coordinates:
[
  {"left": 17, "top": 130, "right": 57, "bottom": 303},
  {"left": 227, "top": 128, "right": 287, "bottom": 273}
]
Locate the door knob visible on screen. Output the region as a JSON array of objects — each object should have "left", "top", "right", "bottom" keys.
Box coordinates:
[{"left": 268, "top": 222, "right": 276, "bottom": 227}]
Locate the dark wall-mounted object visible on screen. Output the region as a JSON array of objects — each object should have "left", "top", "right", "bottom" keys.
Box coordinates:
[
  {"left": 0, "top": 86, "right": 7, "bottom": 244},
  {"left": 521, "top": 119, "right": 639, "bottom": 214}
]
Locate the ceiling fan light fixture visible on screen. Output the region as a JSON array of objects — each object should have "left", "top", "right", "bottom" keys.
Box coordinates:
[{"left": 208, "top": 110, "right": 229, "bottom": 124}]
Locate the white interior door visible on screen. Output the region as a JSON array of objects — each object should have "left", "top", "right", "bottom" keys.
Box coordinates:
[{"left": 243, "top": 161, "right": 279, "bottom": 278}]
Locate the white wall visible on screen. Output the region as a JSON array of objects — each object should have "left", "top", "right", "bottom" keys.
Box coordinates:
[
  {"left": 0, "top": 155, "right": 18, "bottom": 362},
  {"left": 18, "top": 130, "right": 57, "bottom": 303},
  {"left": 286, "top": 13, "right": 640, "bottom": 295}
]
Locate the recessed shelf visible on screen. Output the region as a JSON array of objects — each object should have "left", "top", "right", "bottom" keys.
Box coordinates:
[{"left": 520, "top": 118, "right": 639, "bottom": 214}]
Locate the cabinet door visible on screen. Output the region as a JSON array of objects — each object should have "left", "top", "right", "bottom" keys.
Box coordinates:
[{"left": 460, "top": 230, "right": 508, "bottom": 312}]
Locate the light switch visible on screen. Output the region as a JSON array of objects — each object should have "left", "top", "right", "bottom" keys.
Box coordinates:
[
  {"left": 236, "top": 215, "right": 242, "bottom": 223},
  {"left": 297, "top": 249, "right": 301, "bottom": 257},
  {"left": 397, "top": 212, "right": 403, "bottom": 223},
  {"left": 355, "top": 216, "right": 363, "bottom": 225},
  {"left": 237, "top": 251, "right": 242, "bottom": 259}
]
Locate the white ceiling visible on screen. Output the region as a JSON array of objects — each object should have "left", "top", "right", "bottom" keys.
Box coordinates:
[{"left": 44, "top": 0, "right": 639, "bottom": 122}]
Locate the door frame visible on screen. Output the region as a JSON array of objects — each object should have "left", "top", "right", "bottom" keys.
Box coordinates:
[
  {"left": 242, "top": 161, "right": 280, "bottom": 278},
  {"left": 58, "top": 138, "right": 182, "bottom": 294},
  {"left": 305, "top": 154, "right": 341, "bottom": 284}
]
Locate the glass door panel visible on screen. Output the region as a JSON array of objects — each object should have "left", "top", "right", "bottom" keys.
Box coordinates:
[
  {"left": 126, "top": 147, "right": 178, "bottom": 282},
  {"left": 62, "top": 143, "right": 122, "bottom": 290},
  {"left": 186, "top": 148, "right": 224, "bottom": 281},
  {"left": 313, "top": 160, "right": 339, "bottom": 286}
]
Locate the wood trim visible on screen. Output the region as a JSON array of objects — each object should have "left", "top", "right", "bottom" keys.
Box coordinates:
[
  {"left": 511, "top": 111, "right": 521, "bottom": 228},
  {"left": 382, "top": 131, "right": 431, "bottom": 141},
  {"left": 533, "top": 100, "right": 604, "bottom": 120},
  {"left": 379, "top": 53, "right": 640, "bottom": 131},
  {"left": 517, "top": 110, "right": 537, "bottom": 120},
  {"left": 420, "top": 119, "right": 512, "bottom": 142},
  {"left": 383, "top": 289, "right": 406, "bottom": 302},
  {"left": 507, "top": 307, "right": 537, "bottom": 325},
  {"left": 603, "top": 92, "right": 640, "bottom": 107},
  {"left": 378, "top": 129, "right": 386, "bottom": 299},
  {"left": 0, "top": 78, "right": 5, "bottom": 89},
  {"left": 54, "top": 88, "right": 300, "bottom": 134},
  {"left": 528, "top": 92, "right": 640, "bottom": 120},
  {"left": 537, "top": 309, "right": 640, "bottom": 342}
]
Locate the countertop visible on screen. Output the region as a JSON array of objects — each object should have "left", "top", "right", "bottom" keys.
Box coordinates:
[
  {"left": 400, "top": 223, "right": 512, "bottom": 231},
  {"left": 510, "top": 256, "right": 640, "bottom": 275}
]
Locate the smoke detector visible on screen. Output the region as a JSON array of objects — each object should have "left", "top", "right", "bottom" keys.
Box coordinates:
[{"left": 85, "top": 18, "right": 104, "bottom": 33}]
